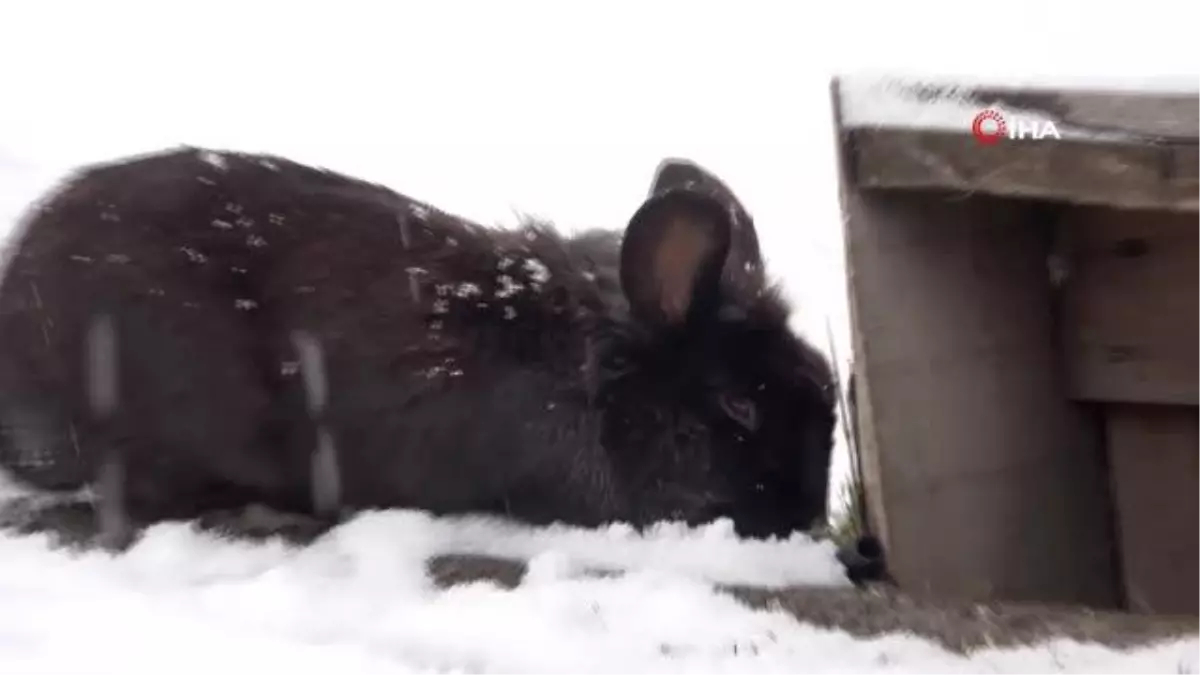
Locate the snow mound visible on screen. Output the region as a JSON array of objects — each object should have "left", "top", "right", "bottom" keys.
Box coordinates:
[
  {"left": 0, "top": 514, "right": 1196, "bottom": 674},
  {"left": 0, "top": 500, "right": 851, "bottom": 590}
]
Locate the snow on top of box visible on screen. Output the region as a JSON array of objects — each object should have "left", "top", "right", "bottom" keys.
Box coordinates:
[
  {"left": 837, "top": 76, "right": 984, "bottom": 131},
  {"left": 836, "top": 72, "right": 1198, "bottom": 143},
  {"left": 842, "top": 71, "right": 1199, "bottom": 96}
]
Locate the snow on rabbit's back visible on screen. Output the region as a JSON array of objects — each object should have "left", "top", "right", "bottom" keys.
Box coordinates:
[{"left": 0, "top": 146, "right": 837, "bottom": 548}]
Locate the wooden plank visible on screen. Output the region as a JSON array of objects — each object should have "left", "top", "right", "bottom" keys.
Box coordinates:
[
  {"left": 966, "top": 86, "right": 1200, "bottom": 141},
  {"left": 1060, "top": 207, "right": 1199, "bottom": 406},
  {"left": 831, "top": 82, "right": 1120, "bottom": 609},
  {"left": 847, "top": 128, "right": 1199, "bottom": 212},
  {"left": 1106, "top": 404, "right": 1199, "bottom": 615},
  {"left": 834, "top": 76, "right": 1199, "bottom": 212}
]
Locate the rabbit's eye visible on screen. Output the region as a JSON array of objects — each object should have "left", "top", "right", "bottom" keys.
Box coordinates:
[{"left": 717, "top": 392, "right": 759, "bottom": 432}]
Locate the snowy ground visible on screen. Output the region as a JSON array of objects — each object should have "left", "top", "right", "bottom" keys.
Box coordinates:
[
  {"left": 0, "top": 496, "right": 1196, "bottom": 674},
  {"left": 1, "top": 0, "right": 1198, "bottom": 672}
]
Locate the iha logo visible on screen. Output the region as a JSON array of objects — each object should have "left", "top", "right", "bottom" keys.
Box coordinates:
[{"left": 971, "top": 108, "right": 1061, "bottom": 145}]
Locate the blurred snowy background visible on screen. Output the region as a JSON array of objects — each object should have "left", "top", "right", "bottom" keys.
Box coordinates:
[{"left": 0, "top": 1, "right": 1196, "bottom": 672}]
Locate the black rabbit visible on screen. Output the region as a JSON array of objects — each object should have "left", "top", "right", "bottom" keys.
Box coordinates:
[{"left": 0, "top": 147, "right": 837, "bottom": 549}]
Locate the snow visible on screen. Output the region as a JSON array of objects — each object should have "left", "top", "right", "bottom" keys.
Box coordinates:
[
  {"left": 0, "top": 501, "right": 1195, "bottom": 674},
  {"left": 841, "top": 71, "right": 1199, "bottom": 96},
  {"left": 836, "top": 74, "right": 1196, "bottom": 143},
  {"left": 198, "top": 149, "right": 228, "bottom": 171}
]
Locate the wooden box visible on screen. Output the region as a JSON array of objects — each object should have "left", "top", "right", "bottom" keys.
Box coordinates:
[{"left": 831, "top": 75, "right": 1198, "bottom": 615}]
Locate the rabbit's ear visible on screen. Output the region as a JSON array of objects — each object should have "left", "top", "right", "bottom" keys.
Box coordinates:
[
  {"left": 647, "top": 158, "right": 764, "bottom": 299},
  {"left": 619, "top": 189, "right": 732, "bottom": 328},
  {"left": 647, "top": 158, "right": 734, "bottom": 199}
]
